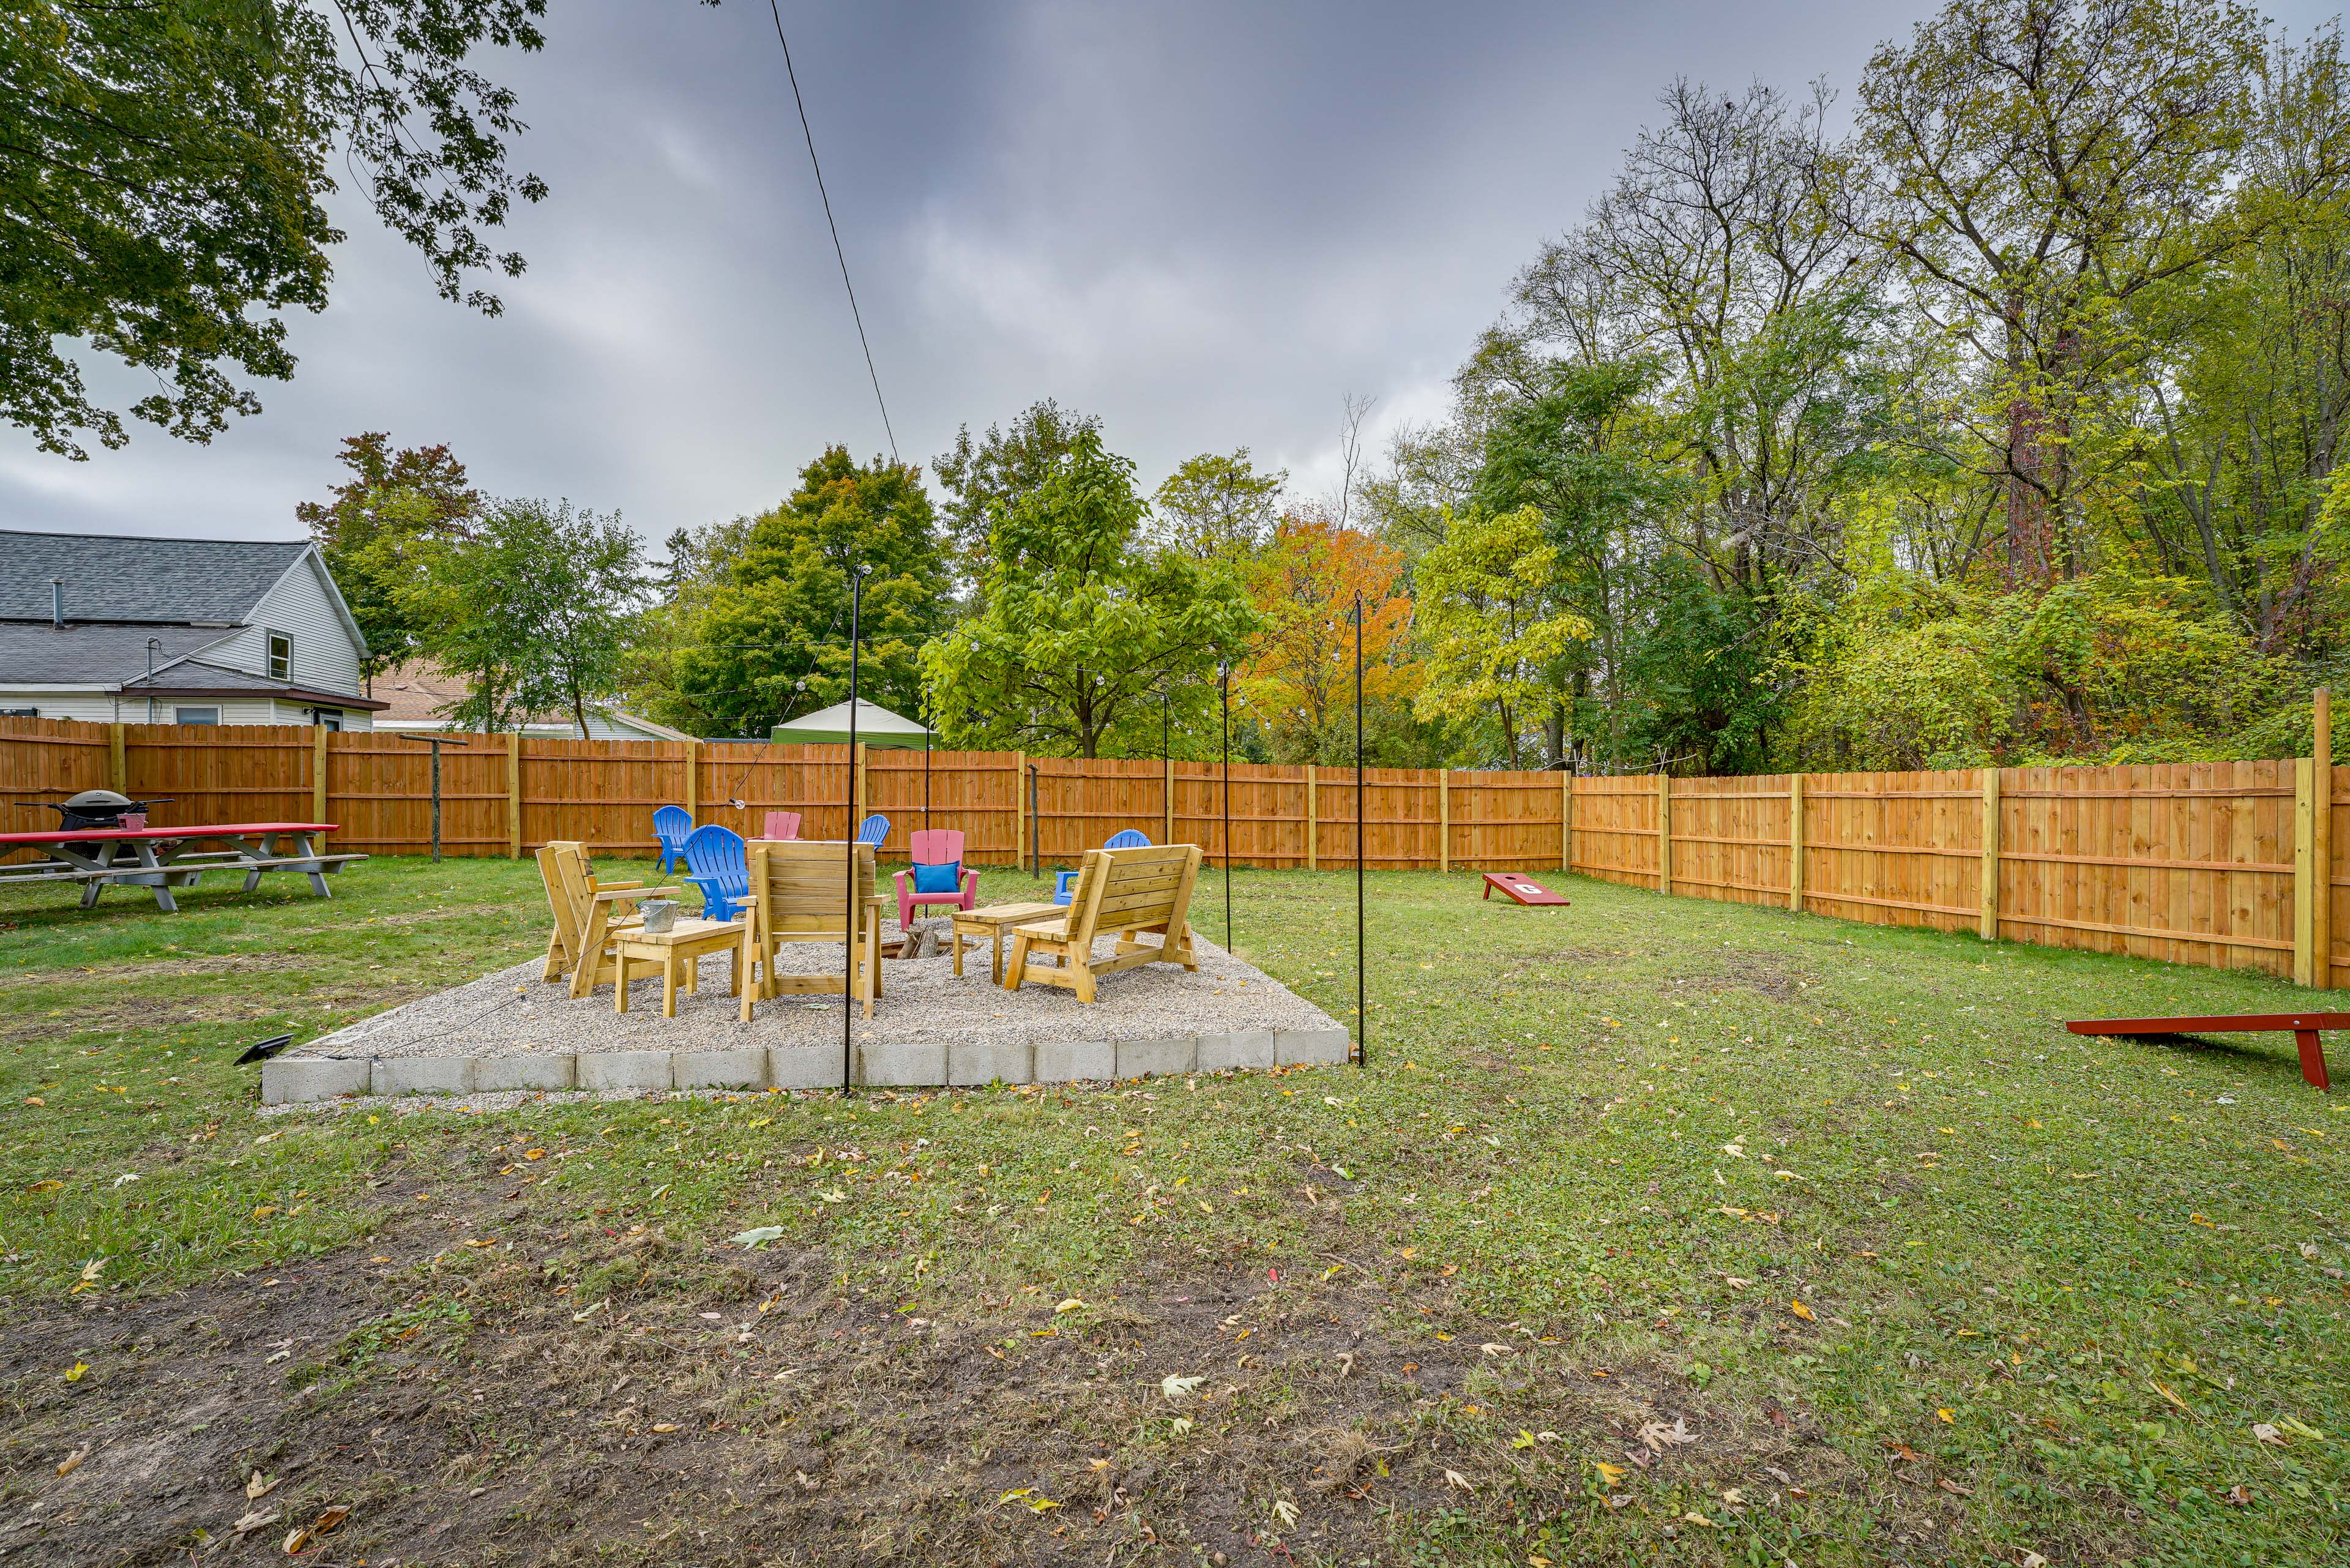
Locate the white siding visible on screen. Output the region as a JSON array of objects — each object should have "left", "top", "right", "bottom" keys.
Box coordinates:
[
  {"left": 0, "top": 689, "right": 121, "bottom": 722},
  {"left": 209, "top": 553, "right": 365, "bottom": 698}
]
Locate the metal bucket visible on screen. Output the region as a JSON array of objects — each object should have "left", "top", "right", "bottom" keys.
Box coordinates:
[{"left": 638, "top": 899, "right": 679, "bottom": 935}]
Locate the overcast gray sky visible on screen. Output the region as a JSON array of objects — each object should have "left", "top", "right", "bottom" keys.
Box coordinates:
[{"left": 4, "top": 0, "right": 2340, "bottom": 547}]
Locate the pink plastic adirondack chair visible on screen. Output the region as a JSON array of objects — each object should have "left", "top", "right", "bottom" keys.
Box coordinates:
[
  {"left": 895, "top": 828, "right": 979, "bottom": 931},
  {"left": 763, "top": 811, "right": 802, "bottom": 840}
]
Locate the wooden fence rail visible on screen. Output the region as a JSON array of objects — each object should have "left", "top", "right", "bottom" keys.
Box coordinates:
[{"left": 2, "top": 714, "right": 2339, "bottom": 987}]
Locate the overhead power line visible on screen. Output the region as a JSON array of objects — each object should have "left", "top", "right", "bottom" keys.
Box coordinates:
[{"left": 766, "top": 2, "right": 898, "bottom": 464}]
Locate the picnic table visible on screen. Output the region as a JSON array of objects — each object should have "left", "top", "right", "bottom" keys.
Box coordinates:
[{"left": 0, "top": 823, "right": 363, "bottom": 912}]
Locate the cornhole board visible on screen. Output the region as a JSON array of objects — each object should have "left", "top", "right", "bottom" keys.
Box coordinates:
[
  {"left": 1482, "top": 872, "right": 1569, "bottom": 906},
  {"left": 2065, "top": 1012, "right": 2348, "bottom": 1092}
]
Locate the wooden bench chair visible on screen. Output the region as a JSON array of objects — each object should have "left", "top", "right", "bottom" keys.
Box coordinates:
[
  {"left": 1004, "top": 843, "right": 1201, "bottom": 1002},
  {"left": 739, "top": 839, "right": 887, "bottom": 1021},
  {"left": 538, "top": 841, "right": 676, "bottom": 999}
]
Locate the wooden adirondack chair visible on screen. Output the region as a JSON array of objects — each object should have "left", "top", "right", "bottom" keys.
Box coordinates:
[
  {"left": 1004, "top": 843, "right": 1201, "bottom": 1002},
  {"left": 739, "top": 839, "right": 887, "bottom": 1021},
  {"left": 538, "top": 841, "right": 676, "bottom": 998}
]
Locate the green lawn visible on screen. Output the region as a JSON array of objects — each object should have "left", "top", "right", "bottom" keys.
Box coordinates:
[{"left": 0, "top": 856, "right": 2343, "bottom": 1566}]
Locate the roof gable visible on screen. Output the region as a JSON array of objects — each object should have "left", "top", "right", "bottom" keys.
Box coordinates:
[{"left": 0, "top": 530, "right": 310, "bottom": 625}]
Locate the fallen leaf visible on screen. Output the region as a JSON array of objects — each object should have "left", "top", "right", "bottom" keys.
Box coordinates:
[
  {"left": 1055, "top": 1297, "right": 1086, "bottom": 1313},
  {"left": 650, "top": 1422, "right": 679, "bottom": 1433},
  {"left": 1442, "top": 1469, "right": 1475, "bottom": 1493},
  {"left": 1271, "top": 1498, "right": 1299, "bottom": 1528},
  {"left": 1479, "top": 1342, "right": 1513, "bottom": 1356},
  {"left": 311, "top": 1506, "right": 349, "bottom": 1534},
  {"left": 1938, "top": 1477, "right": 1972, "bottom": 1496},
  {"left": 1680, "top": 1511, "right": 1717, "bottom": 1527},
  {"left": 731, "top": 1226, "right": 786, "bottom": 1249},
  {"left": 282, "top": 1525, "right": 311, "bottom": 1554},
  {"left": 1789, "top": 1299, "right": 1816, "bottom": 1322},
  {"left": 247, "top": 1471, "right": 280, "bottom": 1501},
  {"left": 62, "top": 1361, "right": 87, "bottom": 1383},
  {"left": 55, "top": 1446, "right": 88, "bottom": 1477},
  {"left": 1593, "top": 1460, "right": 1626, "bottom": 1486},
  {"left": 1884, "top": 1441, "right": 1925, "bottom": 1463},
  {"left": 2222, "top": 1483, "right": 2252, "bottom": 1506},
  {"left": 2252, "top": 1422, "right": 2285, "bottom": 1446},
  {"left": 232, "top": 1508, "right": 280, "bottom": 1536},
  {"left": 1935, "top": 1408, "right": 1955, "bottom": 1424},
  {"left": 1637, "top": 1417, "right": 1696, "bottom": 1449},
  {"left": 1161, "top": 1373, "right": 1204, "bottom": 1400}
]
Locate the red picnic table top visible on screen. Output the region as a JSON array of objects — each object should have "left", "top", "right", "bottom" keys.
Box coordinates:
[{"left": 0, "top": 822, "right": 336, "bottom": 846}]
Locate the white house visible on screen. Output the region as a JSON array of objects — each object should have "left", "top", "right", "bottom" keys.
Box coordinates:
[{"left": 0, "top": 529, "right": 386, "bottom": 728}]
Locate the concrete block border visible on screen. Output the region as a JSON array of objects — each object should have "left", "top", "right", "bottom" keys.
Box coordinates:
[{"left": 258, "top": 1026, "right": 1353, "bottom": 1105}]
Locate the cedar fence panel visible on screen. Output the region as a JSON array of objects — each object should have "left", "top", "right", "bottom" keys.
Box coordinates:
[
  {"left": 0, "top": 717, "right": 113, "bottom": 863},
  {"left": 1, "top": 716, "right": 2343, "bottom": 986}
]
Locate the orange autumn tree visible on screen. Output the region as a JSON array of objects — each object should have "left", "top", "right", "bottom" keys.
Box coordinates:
[{"left": 1236, "top": 512, "right": 1417, "bottom": 761}]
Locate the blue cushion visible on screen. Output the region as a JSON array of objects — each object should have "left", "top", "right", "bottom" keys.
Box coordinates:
[{"left": 912, "top": 861, "right": 963, "bottom": 895}]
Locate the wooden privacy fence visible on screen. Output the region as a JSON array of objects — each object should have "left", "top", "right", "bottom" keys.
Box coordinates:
[{"left": 2, "top": 714, "right": 2341, "bottom": 988}]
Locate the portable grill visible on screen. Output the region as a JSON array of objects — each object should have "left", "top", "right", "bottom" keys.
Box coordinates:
[{"left": 47, "top": 790, "right": 171, "bottom": 833}]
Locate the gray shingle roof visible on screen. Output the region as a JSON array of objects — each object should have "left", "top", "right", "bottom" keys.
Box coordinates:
[
  {"left": 0, "top": 530, "right": 308, "bottom": 625},
  {"left": 0, "top": 622, "right": 234, "bottom": 685}
]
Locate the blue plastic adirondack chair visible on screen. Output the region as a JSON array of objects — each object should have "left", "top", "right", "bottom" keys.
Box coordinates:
[
  {"left": 856, "top": 813, "right": 890, "bottom": 847},
  {"left": 652, "top": 805, "right": 693, "bottom": 873},
  {"left": 681, "top": 823, "right": 748, "bottom": 920},
  {"left": 1056, "top": 829, "right": 1151, "bottom": 905}
]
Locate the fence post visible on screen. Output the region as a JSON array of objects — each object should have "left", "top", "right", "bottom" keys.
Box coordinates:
[
  {"left": 682, "top": 738, "right": 698, "bottom": 823},
  {"left": 506, "top": 732, "right": 522, "bottom": 858},
  {"left": 1561, "top": 770, "right": 1573, "bottom": 874},
  {"left": 1305, "top": 764, "right": 1317, "bottom": 871},
  {"left": 1657, "top": 772, "right": 1673, "bottom": 896},
  {"left": 1979, "top": 769, "right": 2001, "bottom": 941},
  {"left": 2317, "top": 689, "right": 2334, "bottom": 990},
  {"left": 311, "top": 725, "right": 328, "bottom": 824},
  {"left": 1013, "top": 751, "right": 1025, "bottom": 869},
  {"left": 2297, "top": 752, "right": 2318, "bottom": 987},
  {"left": 1788, "top": 773, "right": 1804, "bottom": 911},
  {"left": 109, "top": 722, "right": 127, "bottom": 794},
  {"left": 1439, "top": 770, "right": 1450, "bottom": 873},
  {"left": 854, "top": 741, "right": 867, "bottom": 840}
]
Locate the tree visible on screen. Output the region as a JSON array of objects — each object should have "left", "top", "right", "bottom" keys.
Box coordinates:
[
  {"left": 1411, "top": 506, "right": 1594, "bottom": 768},
  {"left": 930, "top": 399, "right": 1100, "bottom": 588},
  {"left": 297, "top": 433, "right": 483, "bottom": 678},
  {"left": 3, "top": 1, "right": 558, "bottom": 458},
  {"left": 1152, "top": 449, "right": 1286, "bottom": 560},
  {"left": 1236, "top": 514, "right": 1419, "bottom": 763},
  {"left": 653, "top": 448, "right": 948, "bottom": 737},
  {"left": 1845, "top": 0, "right": 2290, "bottom": 584},
  {"left": 400, "top": 499, "right": 644, "bottom": 734},
  {"left": 922, "top": 429, "right": 1258, "bottom": 758}
]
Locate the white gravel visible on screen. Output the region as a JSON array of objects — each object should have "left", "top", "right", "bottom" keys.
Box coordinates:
[{"left": 297, "top": 917, "right": 1340, "bottom": 1060}]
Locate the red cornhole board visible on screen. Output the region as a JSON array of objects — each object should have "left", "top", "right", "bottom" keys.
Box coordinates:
[
  {"left": 2066, "top": 1012, "right": 2349, "bottom": 1092},
  {"left": 1482, "top": 872, "right": 1569, "bottom": 906}
]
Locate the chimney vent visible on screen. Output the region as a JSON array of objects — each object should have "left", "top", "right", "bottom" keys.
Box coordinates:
[{"left": 50, "top": 579, "right": 63, "bottom": 629}]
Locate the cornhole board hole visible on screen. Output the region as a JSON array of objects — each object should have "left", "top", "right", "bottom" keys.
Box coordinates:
[{"left": 1482, "top": 872, "right": 1569, "bottom": 906}]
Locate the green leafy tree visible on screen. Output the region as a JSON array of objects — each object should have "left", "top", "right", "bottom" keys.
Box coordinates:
[
  {"left": 930, "top": 399, "right": 1099, "bottom": 589},
  {"left": 297, "top": 433, "right": 483, "bottom": 678},
  {"left": 3, "top": 1, "right": 559, "bottom": 458},
  {"left": 1152, "top": 449, "right": 1286, "bottom": 560},
  {"left": 400, "top": 499, "right": 644, "bottom": 734},
  {"left": 655, "top": 448, "right": 947, "bottom": 737},
  {"left": 922, "top": 430, "right": 1258, "bottom": 758},
  {"left": 1411, "top": 505, "right": 1594, "bottom": 769},
  {"left": 1619, "top": 559, "right": 1784, "bottom": 773}
]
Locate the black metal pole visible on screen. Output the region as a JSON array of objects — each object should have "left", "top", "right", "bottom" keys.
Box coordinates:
[
  {"left": 1354, "top": 592, "right": 1365, "bottom": 1069},
  {"left": 923, "top": 719, "right": 931, "bottom": 831},
  {"left": 843, "top": 569, "right": 864, "bottom": 1094},
  {"left": 1220, "top": 665, "right": 1231, "bottom": 950}
]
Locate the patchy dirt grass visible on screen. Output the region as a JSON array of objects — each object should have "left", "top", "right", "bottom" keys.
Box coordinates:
[{"left": 0, "top": 1163, "right": 1873, "bottom": 1567}]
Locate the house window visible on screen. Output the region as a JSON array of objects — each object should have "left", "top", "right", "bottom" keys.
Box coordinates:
[
  {"left": 175, "top": 706, "right": 221, "bottom": 726},
  {"left": 266, "top": 631, "right": 292, "bottom": 682},
  {"left": 0, "top": 707, "right": 36, "bottom": 718},
  {"left": 310, "top": 709, "right": 342, "bottom": 731}
]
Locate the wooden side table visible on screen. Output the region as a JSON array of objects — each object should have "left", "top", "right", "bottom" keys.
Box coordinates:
[
  {"left": 950, "top": 902, "right": 1061, "bottom": 984},
  {"left": 613, "top": 916, "right": 747, "bottom": 1017}
]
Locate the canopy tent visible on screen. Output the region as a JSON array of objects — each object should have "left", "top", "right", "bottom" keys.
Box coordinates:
[{"left": 769, "top": 698, "right": 934, "bottom": 750}]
